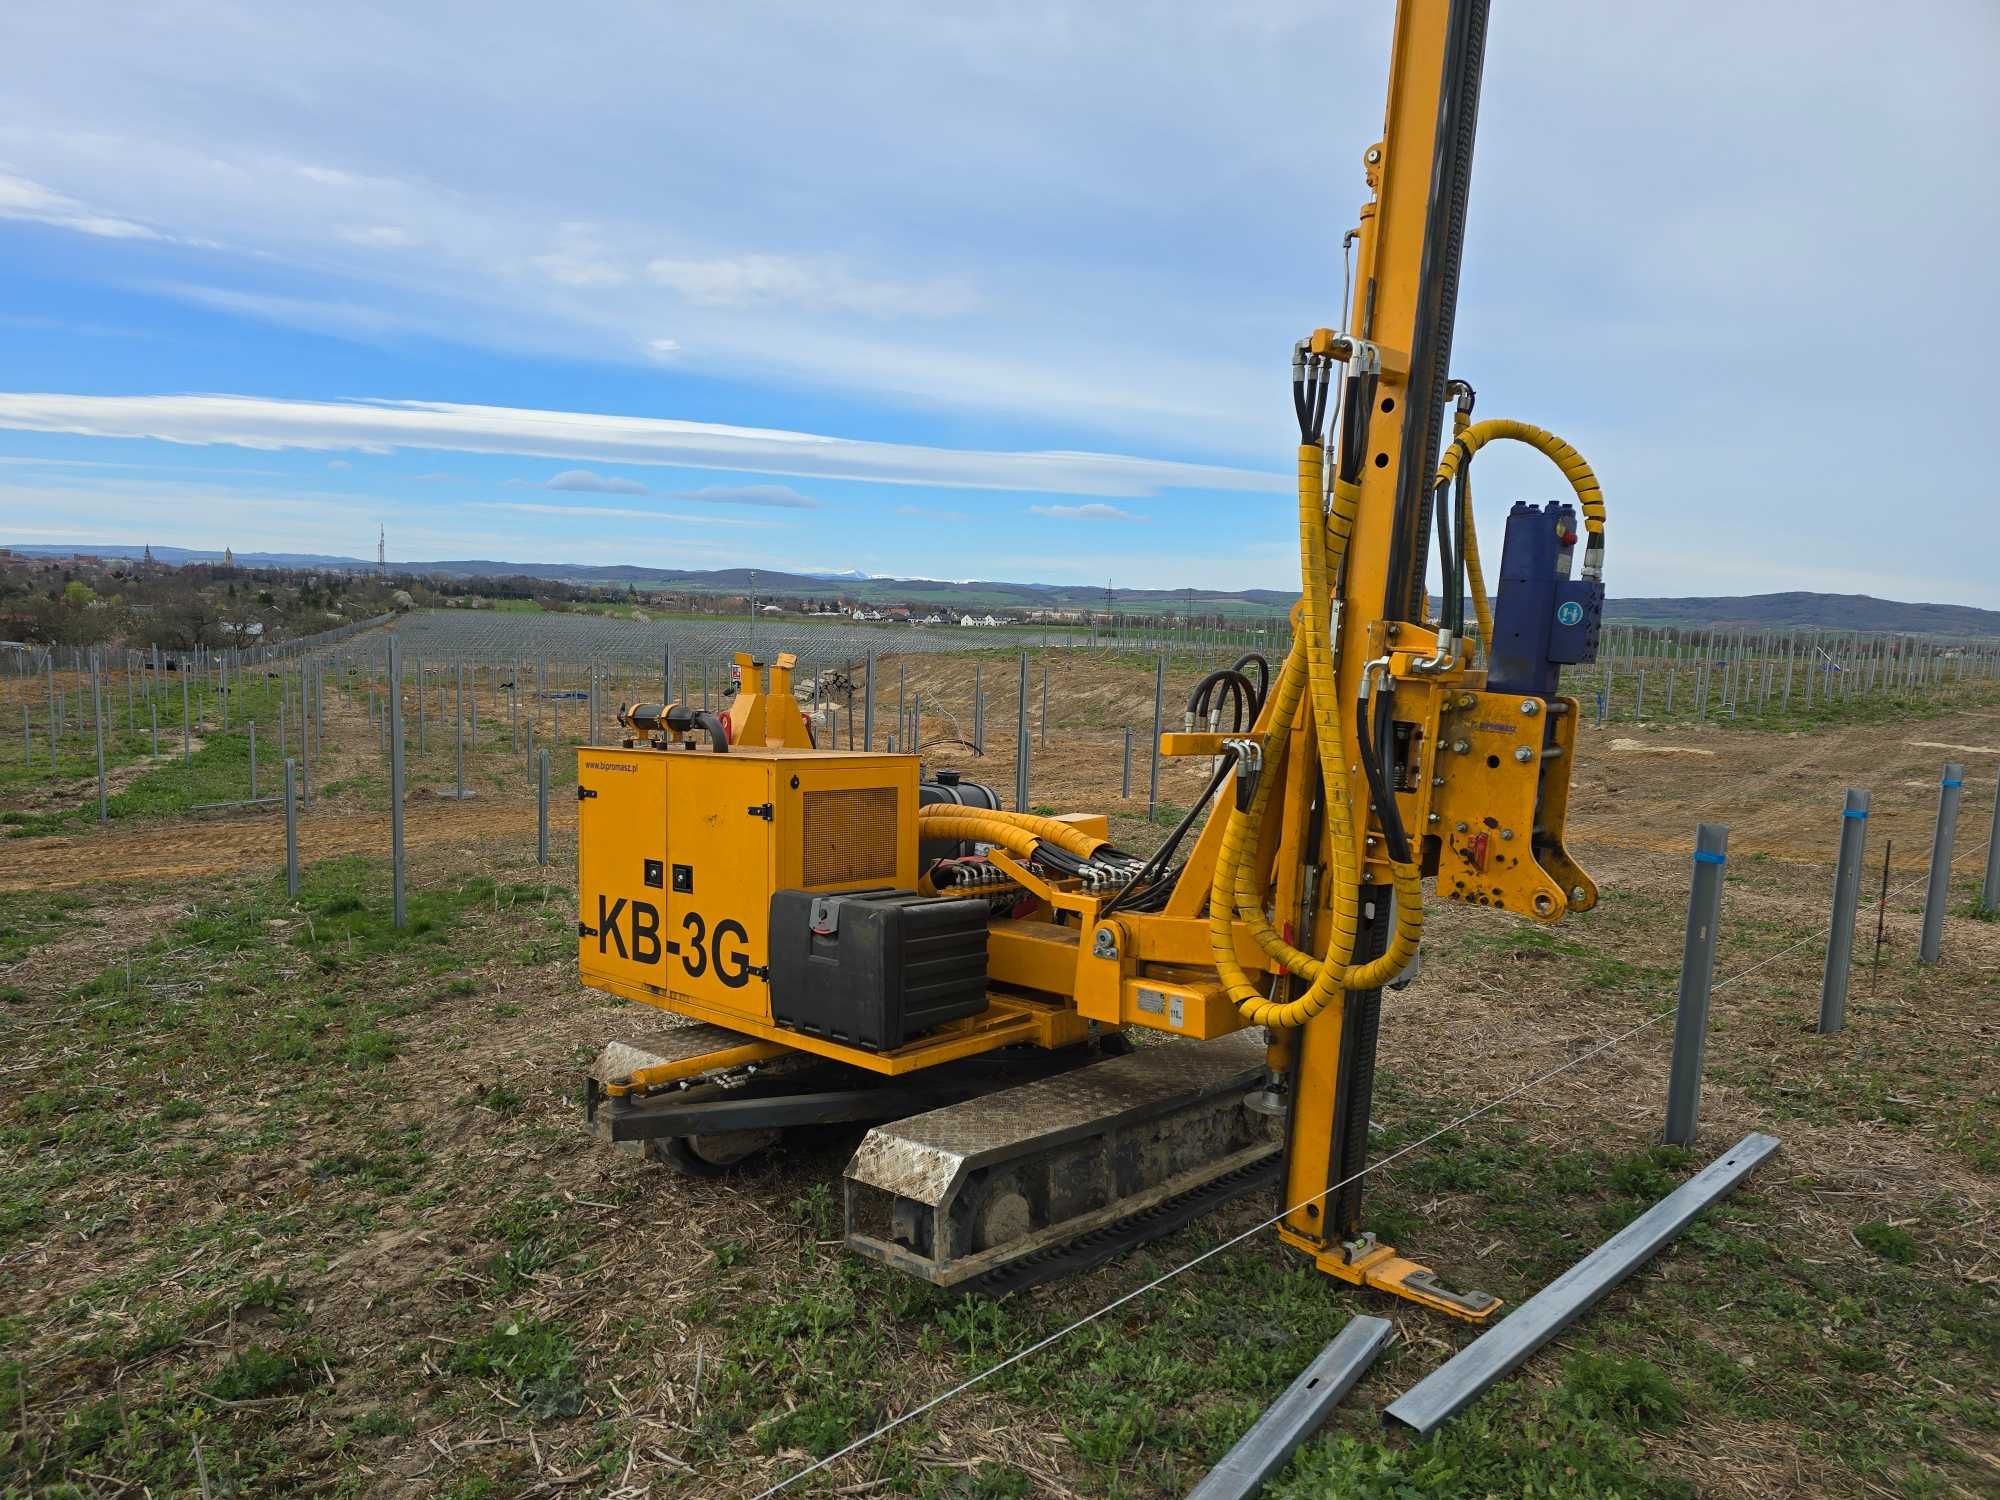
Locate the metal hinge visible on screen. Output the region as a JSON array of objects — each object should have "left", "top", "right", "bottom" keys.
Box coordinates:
[
  {"left": 746, "top": 803, "right": 774, "bottom": 820},
  {"left": 577, "top": 786, "right": 598, "bottom": 800},
  {"left": 577, "top": 921, "right": 596, "bottom": 937},
  {"left": 746, "top": 964, "right": 770, "bottom": 981}
]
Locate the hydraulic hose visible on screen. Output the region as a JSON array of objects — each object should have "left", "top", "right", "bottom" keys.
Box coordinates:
[
  {"left": 1204, "top": 444, "right": 1424, "bottom": 1029},
  {"left": 1433, "top": 415, "right": 1607, "bottom": 573},
  {"left": 914, "top": 806, "right": 1108, "bottom": 861}
]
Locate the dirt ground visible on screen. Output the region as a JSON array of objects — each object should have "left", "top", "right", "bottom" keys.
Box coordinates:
[{"left": 1, "top": 650, "right": 1996, "bottom": 1498}]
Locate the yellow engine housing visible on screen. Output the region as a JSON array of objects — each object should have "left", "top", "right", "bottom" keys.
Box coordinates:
[{"left": 577, "top": 745, "right": 918, "bottom": 1026}]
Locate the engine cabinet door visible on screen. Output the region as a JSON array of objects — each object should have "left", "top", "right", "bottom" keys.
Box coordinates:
[
  {"left": 664, "top": 757, "right": 777, "bottom": 1022},
  {"left": 576, "top": 749, "right": 669, "bottom": 995}
]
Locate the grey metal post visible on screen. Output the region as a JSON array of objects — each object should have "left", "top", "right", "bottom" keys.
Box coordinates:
[
  {"left": 1122, "top": 725, "right": 1132, "bottom": 798},
  {"left": 1040, "top": 661, "right": 1049, "bottom": 748},
  {"left": 93, "top": 660, "right": 107, "bottom": 824},
  {"left": 1664, "top": 822, "right": 1728, "bottom": 1146},
  {"left": 249, "top": 721, "right": 258, "bottom": 800},
  {"left": 1385, "top": 1132, "right": 1781, "bottom": 1438},
  {"left": 1817, "top": 789, "right": 1870, "bottom": 1033},
  {"left": 283, "top": 757, "right": 299, "bottom": 898},
  {"left": 1014, "top": 652, "right": 1031, "bottom": 812},
  {"left": 972, "top": 663, "right": 983, "bottom": 751},
  {"left": 663, "top": 645, "right": 671, "bottom": 704},
  {"left": 1919, "top": 762, "right": 1964, "bottom": 964},
  {"left": 455, "top": 663, "right": 467, "bottom": 797},
  {"left": 388, "top": 639, "right": 407, "bottom": 930},
  {"left": 1148, "top": 652, "right": 1165, "bottom": 819},
  {"left": 182, "top": 673, "right": 191, "bottom": 764},
  {"left": 1635, "top": 670, "right": 1645, "bottom": 721},
  {"left": 863, "top": 653, "right": 876, "bottom": 750},
  {"left": 1186, "top": 1317, "right": 1393, "bottom": 1500},
  {"left": 537, "top": 748, "right": 550, "bottom": 865},
  {"left": 588, "top": 668, "right": 598, "bottom": 745},
  {"left": 897, "top": 660, "right": 906, "bottom": 741},
  {"left": 1980, "top": 767, "right": 2000, "bottom": 918}
]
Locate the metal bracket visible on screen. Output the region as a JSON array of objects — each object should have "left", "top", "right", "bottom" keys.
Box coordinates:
[{"left": 746, "top": 802, "right": 774, "bottom": 820}]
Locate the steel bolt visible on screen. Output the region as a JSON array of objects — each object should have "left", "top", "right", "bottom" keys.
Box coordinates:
[
  {"left": 1513, "top": 745, "right": 1534, "bottom": 762},
  {"left": 1427, "top": 811, "right": 1440, "bottom": 824},
  {"left": 1453, "top": 739, "right": 1471, "bottom": 753},
  {"left": 1455, "top": 821, "right": 1469, "bottom": 833},
  {"left": 1500, "top": 828, "right": 1515, "bottom": 841},
  {"left": 1520, "top": 699, "right": 1540, "bottom": 715},
  {"left": 1570, "top": 885, "right": 1587, "bottom": 902}
]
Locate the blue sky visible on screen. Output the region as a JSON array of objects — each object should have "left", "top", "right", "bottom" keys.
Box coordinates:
[{"left": 0, "top": 2, "right": 1994, "bottom": 602}]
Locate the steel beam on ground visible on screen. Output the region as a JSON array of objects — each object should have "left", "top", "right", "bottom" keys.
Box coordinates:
[
  {"left": 1185, "top": 1317, "right": 1393, "bottom": 1500},
  {"left": 1384, "top": 1132, "right": 1782, "bottom": 1437}
]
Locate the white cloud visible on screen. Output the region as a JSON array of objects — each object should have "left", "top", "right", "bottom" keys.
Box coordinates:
[
  {"left": 0, "top": 392, "right": 1282, "bottom": 498},
  {"left": 646, "top": 254, "right": 976, "bottom": 319},
  {"left": 674, "top": 484, "right": 819, "bottom": 510},
  {"left": 326, "top": 458, "right": 351, "bottom": 470},
  {"left": 477, "top": 501, "right": 771, "bottom": 527},
  {"left": 896, "top": 503, "right": 968, "bottom": 522},
  {"left": 544, "top": 468, "right": 647, "bottom": 495},
  {"left": 1028, "top": 502, "right": 1146, "bottom": 522},
  {"left": 0, "top": 170, "right": 159, "bottom": 240},
  {"left": 338, "top": 224, "right": 414, "bottom": 249},
  {"left": 644, "top": 338, "right": 682, "bottom": 361}
]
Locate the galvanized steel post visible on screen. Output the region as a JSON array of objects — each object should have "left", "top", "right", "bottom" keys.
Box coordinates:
[
  {"left": 1122, "top": 725, "right": 1132, "bottom": 798},
  {"left": 537, "top": 748, "right": 550, "bottom": 865},
  {"left": 1817, "top": 788, "right": 1870, "bottom": 1033},
  {"left": 1148, "top": 652, "right": 1165, "bottom": 819},
  {"left": 1980, "top": 767, "right": 2000, "bottom": 918},
  {"left": 1664, "top": 822, "right": 1728, "bottom": 1146},
  {"left": 92, "top": 659, "right": 107, "bottom": 824},
  {"left": 248, "top": 721, "right": 258, "bottom": 800},
  {"left": 863, "top": 653, "right": 876, "bottom": 750},
  {"left": 1919, "top": 762, "right": 1964, "bottom": 964},
  {"left": 283, "top": 757, "right": 299, "bottom": 898},
  {"left": 1014, "top": 652, "right": 1031, "bottom": 812},
  {"left": 972, "top": 662, "right": 983, "bottom": 751},
  {"left": 388, "top": 638, "right": 407, "bottom": 930}
]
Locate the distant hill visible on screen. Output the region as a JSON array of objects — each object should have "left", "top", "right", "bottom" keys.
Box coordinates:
[
  {"left": 8, "top": 544, "right": 1996, "bottom": 635},
  {"left": 1602, "top": 592, "right": 2000, "bottom": 635}
]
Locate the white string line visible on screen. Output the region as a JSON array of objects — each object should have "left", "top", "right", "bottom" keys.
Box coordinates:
[{"left": 751, "top": 843, "right": 1956, "bottom": 1498}]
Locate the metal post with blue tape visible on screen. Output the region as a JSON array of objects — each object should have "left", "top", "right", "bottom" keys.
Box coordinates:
[
  {"left": 1665, "top": 822, "right": 1728, "bottom": 1146},
  {"left": 1818, "top": 788, "right": 1870, "bottom": 1033},
  {"left": 1919, "top": 763, "right": 1964, "bottom": 964}
]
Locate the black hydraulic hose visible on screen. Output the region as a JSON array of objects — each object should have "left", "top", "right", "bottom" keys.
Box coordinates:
[
  {"left": 691, "top": 711, "right": 730, "bottom": 751},
  {"left": 1230, "top": 653, "right": 1270, "bottom": 716},
  {"left": 1189, "top": 669, "right": 1255, "bottom": 731},
  {"left": 1432, "top": 479, "right": 1457, "bottom": 635},
  {"left": 1102, "top": 750, "right": 1237, "bottom": 917},
  {"left": 1355, "top": 692, "right": 1413, "bottom": 866}
]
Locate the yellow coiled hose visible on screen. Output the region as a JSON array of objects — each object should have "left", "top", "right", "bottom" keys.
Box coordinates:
[
  {"left": 913, "top": 806, "right": 1108, "bottom": 862},
  {"left": 1206, "top": 444, "right": 1423, "bottom": 1029},
  {"left": 1437, "top": 415, "right": 1609, "bottom": 655}
]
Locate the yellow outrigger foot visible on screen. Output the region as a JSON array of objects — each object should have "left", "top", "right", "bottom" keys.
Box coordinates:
[{"left": 1282, "top": 1227, "right": 1501, "bottom": 1323}]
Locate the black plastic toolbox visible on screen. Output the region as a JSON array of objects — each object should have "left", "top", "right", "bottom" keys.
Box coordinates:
[{"left": 768, "top": 887, "right": 989, "bottom": 1050}]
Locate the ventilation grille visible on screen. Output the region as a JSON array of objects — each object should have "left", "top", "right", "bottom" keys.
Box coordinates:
[{"left": 802, "top": 786, "right": 898, "bottom": 886}]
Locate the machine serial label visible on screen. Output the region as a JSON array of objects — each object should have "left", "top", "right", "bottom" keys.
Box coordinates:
[
  {"left": 1474, "top": 721, "right": 1518, "bottom": 735},
  {"left": 591, "top": 895, "right": 754, "bottom": 988}
]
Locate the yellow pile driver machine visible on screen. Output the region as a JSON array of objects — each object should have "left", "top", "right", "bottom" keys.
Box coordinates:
[{"left": 580, "top": 0, "right": 1607, "bottom": 1321}]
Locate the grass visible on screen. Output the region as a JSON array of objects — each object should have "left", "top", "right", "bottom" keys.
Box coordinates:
[{"left": 2, "top": 662, "right": 1995, "bottom": 1496}]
